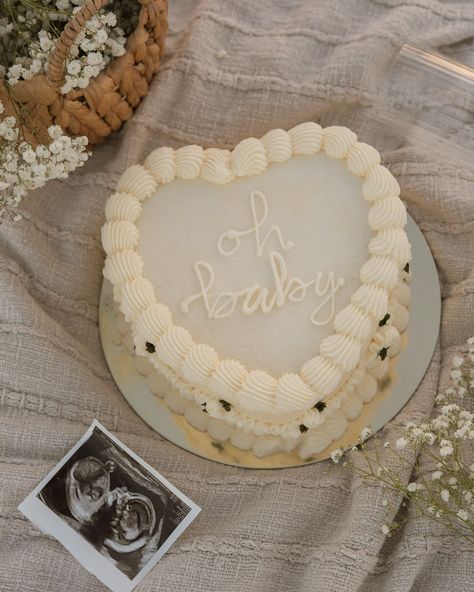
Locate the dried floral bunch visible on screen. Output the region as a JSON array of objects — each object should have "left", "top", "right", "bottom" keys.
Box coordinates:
[
  {"left": 0, "top": 100, "right": 89, "bottom": 220},
  {"left": 0, "top": 0, "right": 138, "bottom": 220},
  {"left": 331, "top": 337, "right": 474, "bottom": 544}
]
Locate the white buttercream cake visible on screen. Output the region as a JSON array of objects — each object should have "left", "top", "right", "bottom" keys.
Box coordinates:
[{"left": 101, "top": 122, "right": 411, "bottom": 459}]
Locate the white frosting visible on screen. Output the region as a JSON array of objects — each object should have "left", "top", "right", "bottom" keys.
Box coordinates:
[
  {"left": 346, "top": 142, "right": 381, "bottom": 176},
  {"left": 231, "top": 138, "right": 267, "bottom": 177},
  {"left": 261, "top": 129, "right": 292, "bottom": 162},
  {"left": 116, "top": 165, "right": 157, "bottom": 201},
  {"left": 145, "top": 147, "right": 176, "bottom": 184},
  {"left": 288, "top": 122, "right": 322, "bottom": 154},
  {"left": 102, "top": 122, "right": 412, "bottom": 459},
  {"left": 105, "top": 193, "right": 142, "bottom": 223},
  {"left": 323, "top": 126, "right": 357, "bottom": 159},
  {"left": 363, "top": 165, "right": 401, "bottom": 202},
  {"left": 175, "top": 145, "right": 204, "bottom": 180}
]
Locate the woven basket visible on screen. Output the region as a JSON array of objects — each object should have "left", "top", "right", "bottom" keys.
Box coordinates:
[{"left": 1, "top": 0, "right": 167, "bottom": 146}]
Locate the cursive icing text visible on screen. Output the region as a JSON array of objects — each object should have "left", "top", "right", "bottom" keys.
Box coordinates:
[
  {"left": 217, "top": 190, "right": 294, "bottom": 257},
  {"left": 180, "top": 189, "right": 345, "bottom": 326}
]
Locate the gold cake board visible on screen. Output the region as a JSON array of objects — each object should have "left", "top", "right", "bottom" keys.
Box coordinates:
[{"left": 99, "top": 214, "right": 440, "bottom": 469}]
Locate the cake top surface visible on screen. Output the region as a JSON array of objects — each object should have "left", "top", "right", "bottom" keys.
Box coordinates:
[{"left": 137, "top": 152, "right": 371, "bottom": 375}]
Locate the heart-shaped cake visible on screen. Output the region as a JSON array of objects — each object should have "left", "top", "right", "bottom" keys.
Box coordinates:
[{"left": 102, "top": 123, "right": 411, "bottom": 459}]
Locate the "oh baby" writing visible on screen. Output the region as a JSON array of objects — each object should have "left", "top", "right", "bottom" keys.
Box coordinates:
[{"left": 180, "top": 190, "right": 345, "bottom": 326}]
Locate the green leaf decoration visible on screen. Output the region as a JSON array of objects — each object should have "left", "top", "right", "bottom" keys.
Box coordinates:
[
  {"left": 145, "top": 341, "right": 156, "bottom": 353},
  {"left": 403, "top": 262, "right": 410, "bottom": 273},
  {"left": 378, "top": 346, "right": 389, "bottom": 361},
  {"left": 219, "top": 399, "right": 232, "bottom": 412},
  {"left": 299, "top": 424, "right": 308, "bottom": 433},
  {"left": 379, "top": 313, "right": 390, "bottom": 327},
  {"left": 314, "top": 401, "right": 326, "bottom": 412}
]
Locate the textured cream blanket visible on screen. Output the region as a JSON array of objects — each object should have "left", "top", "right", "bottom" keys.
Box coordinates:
[{"left": 1, "top": 1, "right": 474, "bottom": 590}]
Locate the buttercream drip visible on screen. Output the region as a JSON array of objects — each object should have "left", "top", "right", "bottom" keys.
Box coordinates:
[
  {"left": 368, "top": 228, "right": 412, "bottom": 265},
  {"left": 120, "top": 278, "right": 155, "bottom": 321},
  {"left": 135, "top": 302, "right": 173, "bottom": 341},
  {"left": 346, "top": 142, "right": 381, "bottom": 176},
  {"left": 320, "top": 334, "right": 361, "bottom": 372},
  {"left": 351, "top": 284, "right": 388, "bottom": 320},
  {"left": 175, "top": 145, "right": 204, "bottom": 180},
  {"left": 105, "top": 193, "right": 142, "bottom": 223},
  {"left": 207, "top": 417, "right": 232, "bottom": 441},
  {"left": 144, "top": 147, "right": 176, "bottom": 184},
  {"left": 238, "top": 370, "right": 276, "bottom": 416},
  {"left": 368, "top": 196, "right": 407, "bottom": 231},
  {"left": 181, "top": 343, "right": 218, "bottom": 386},
  {"left": 333, "top": 304, "right": 376, "bottom": 343},
  {"left": 387, "top": 299, "right": 409, "bottom": 332},
  {"left": 103, "top": 250, "right": 143, "bottom": 284},
  {"left": 363, "top": 165, "right": 401, "bottom": 202},
  {"left": 365, "top": 353, "right": 389, "bottom": 380},
  {"left": 299, "top": 424, "right": 332, "bottom": 458},
  {"left": 377, "top": 324, "right": 402, "bottom": 357},
  {"left": 146, "top": 371, "right": 163, "bottom": 395},
  {"left": 156, "top": 326, "right": 194, "bottom": 370},
  {"left": 340, "top": 390, "right": 363, "bottom": 420},
  {"left": 261, "top": 128, "right": 292, "bottom": 162},
  {"left": 391, "top": 280, "right": 411, "bottom": 307},
  {"left": 165, "top": 388, "right": 187, "bottom": 414},
  {"left": 101, "top": 221, "right": 139, "bottom": 254},
  {"left": 324, "top": 410, "right": 348, "bottom": 440},
  {"left": 301, "top": 356, "right": 342, "bottom": 396},
  {"left": 184, "top": 403, "right": 209, "bottom": 432},
  {"left": 347, "top": 366, "right": 366, "bottom": 386},
  {"left": 360, "top": 256, "right": 400, "bottom": 290},
  {"left": 253, "top": 435, "right": 283, "bottom": 458},
  {"left": 354, "top": 372, "right": 377, "bottom": 403},
  {"left": 231, "top": 138, "right": 267, "bottom": 177},
  {"left": 274, "top": 373, "right": 318, "bottom": 413},
  {"left": 288, "top": 122, "right": 322, "bottom": 154},
  {"left": 230, "top": 429, "right": 255, "bottom": 450},
  {"left": 201, "top": 148, "right": 235, "bottom": 184},
  {"left": 208, "top": 359, "right": 247, "bottom": 402},
  {"left": 116, "top": 165, "right": 157, "bottom": 201},
  {"left": 323, "top": 126, "right": 357, "bottom": 159}
]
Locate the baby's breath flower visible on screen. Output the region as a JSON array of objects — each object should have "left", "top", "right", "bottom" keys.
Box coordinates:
[
  {"left": 330, "top": 448, "right": 344, "bottom": 464},
  {"left": 440, "top": 489, "right": 450, "bottom": 502},
  {"left": 432, "top": 470, "right": 443, "bottom": 480},
  {"left": 360, "top": 427, "right": 373, "bottom": 441},
  {"left": 396, "top": 437, "right": 408, "bottom": 449},
  {"left": 457, "top": 509, "right": 469, "bottom": 521},
  {"left": 381, "top": 525, "right": 390, "bottom": 535},
  {"left": 439, "top": 440, "right": 454, "bottom": 457}
]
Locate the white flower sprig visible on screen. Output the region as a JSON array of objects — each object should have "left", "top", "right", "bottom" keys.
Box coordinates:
[
  {"left": 6, "top": 8, "right": 126, "bottom": 94},
  {"left": 331, "top": 337, "right": 474, "bottom": 545},
  {"left": 0, "top": 101, "right": 89, "bottom": 220}
]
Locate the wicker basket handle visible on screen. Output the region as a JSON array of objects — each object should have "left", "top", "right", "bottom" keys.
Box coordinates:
[{"left": 47, "top": 0, "right": 110, "bottom": 89}]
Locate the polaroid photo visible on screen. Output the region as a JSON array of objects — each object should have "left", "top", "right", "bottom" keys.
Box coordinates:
[{"left": 19, "top": 420, "right": 201, "bottom": 592}]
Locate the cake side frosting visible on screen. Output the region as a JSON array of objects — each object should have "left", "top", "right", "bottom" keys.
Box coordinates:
[{"left": 102, "top": 122, "right": 411, "bottom": 458}]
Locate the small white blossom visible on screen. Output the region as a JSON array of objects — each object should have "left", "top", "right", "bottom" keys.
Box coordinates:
[
  {"left": 382, "top": 499, "right": 388, "bottom": 507},
  {"left": 330, "top": 448, "right": 344, "bottom": 464},
  {"left": 381, "top": 525, "right": 390, "bottom": 535},
  {"left": 396, "top": 437, "right": 408, "bottom": 450},
  {"left": 440, "top": 489, "right": 450, "bottom": 502},
  {"left": 457, "top": 509, "right": 469, "bottom": 521},
  {"left": 452, "top": 356, "right": 464, "bottom": 368},
  {"left": 439, "top": 440, "right": 454, "bottom": 457},
  {"left": 432, "top": 470, "right": 443, "bottom": 480},
  {"left": 360, "top": 427, "right": 373, "bottom": 441}
]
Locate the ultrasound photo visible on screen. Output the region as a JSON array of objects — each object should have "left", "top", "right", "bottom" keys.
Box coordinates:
[{"left": 19, "top": 421, "right": 200, "bottom": 592}]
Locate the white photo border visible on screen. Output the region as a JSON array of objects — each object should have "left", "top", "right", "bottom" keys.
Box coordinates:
[{"left": 18, "top": 420, "right": 201, "bottom": 592}]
